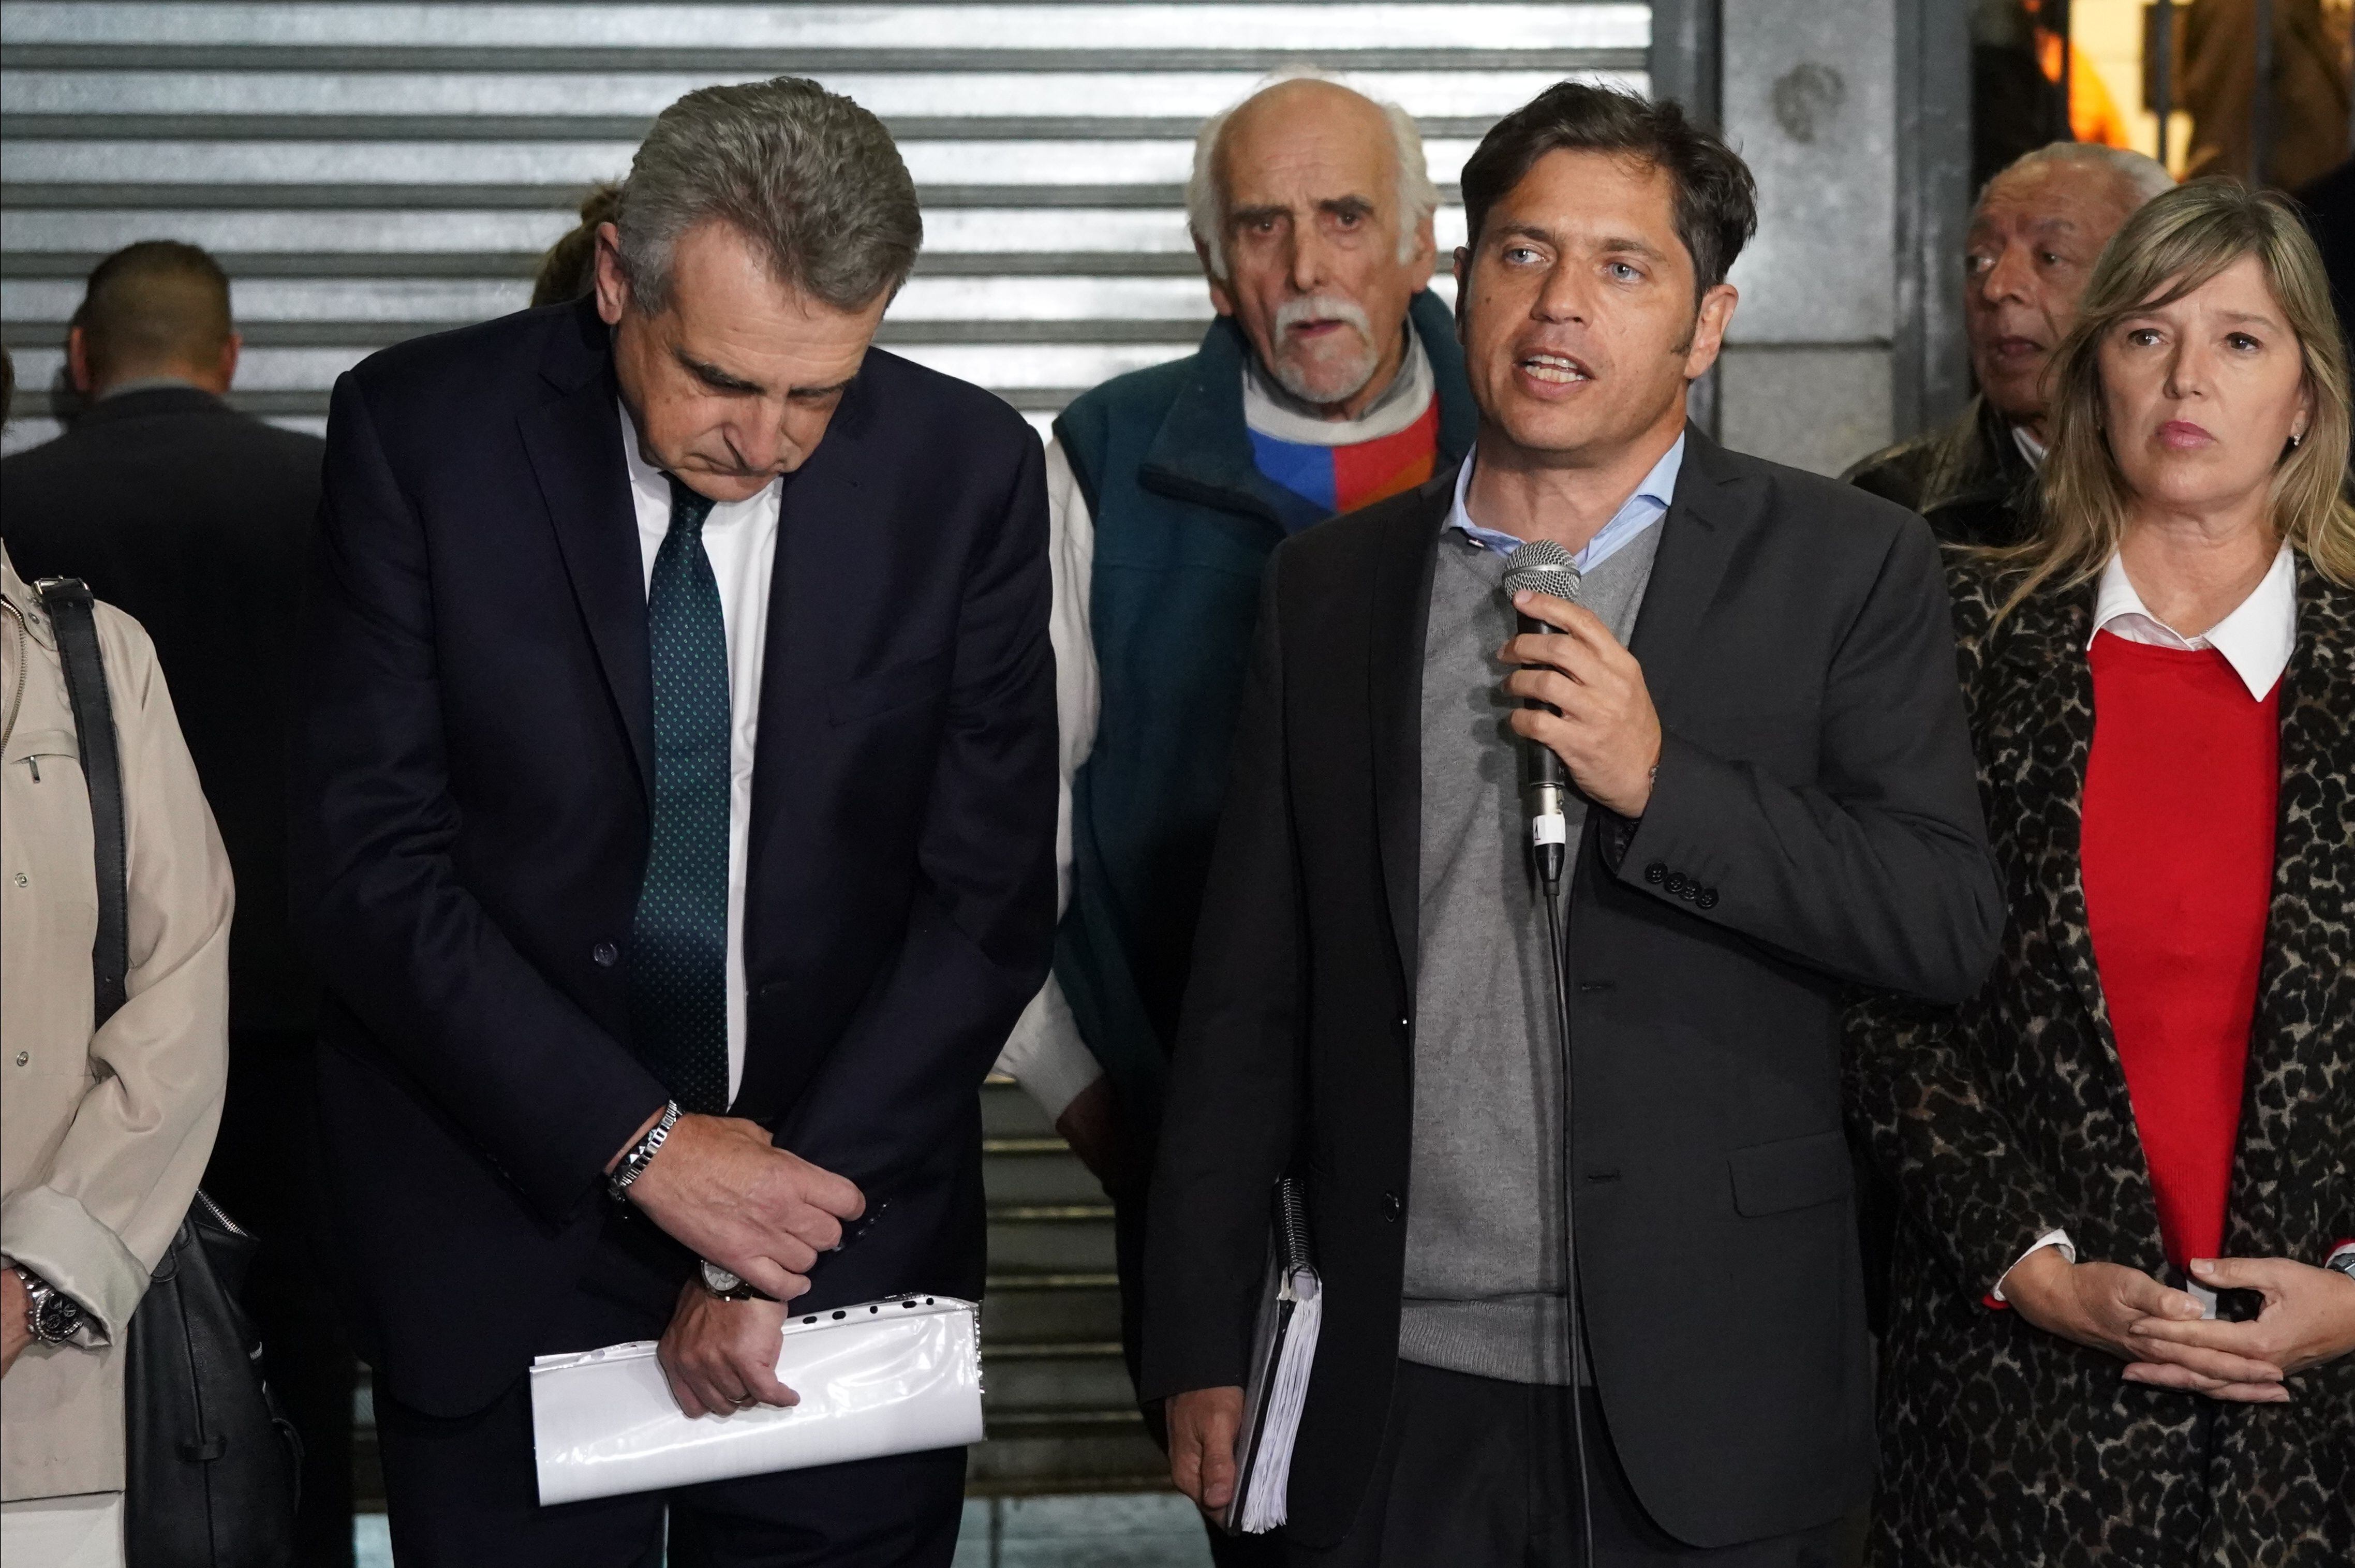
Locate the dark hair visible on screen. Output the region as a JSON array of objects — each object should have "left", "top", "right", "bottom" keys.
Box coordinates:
[
  {"left": 532, "top": 182, "right": 623, "bottom": 307},
  {"left": 78, "top": 240, "right": 233, "bottom": 383},
  {"left": 1460, "top": 82, "right": 1757, "bottom": 302}
]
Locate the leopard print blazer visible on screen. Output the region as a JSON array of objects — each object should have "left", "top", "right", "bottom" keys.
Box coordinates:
[{"left": 1846, "top": 552, "right": 2355, "bottom": 1568}]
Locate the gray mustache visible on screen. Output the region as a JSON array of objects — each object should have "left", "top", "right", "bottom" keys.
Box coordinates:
[{"left": 1273, "top": 295, "right": 1374, "bottom": 339}]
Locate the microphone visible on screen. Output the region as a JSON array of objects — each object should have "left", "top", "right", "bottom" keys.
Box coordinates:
[{"left": 1502, "top": 541, "right": 1583, "bottom": 890}]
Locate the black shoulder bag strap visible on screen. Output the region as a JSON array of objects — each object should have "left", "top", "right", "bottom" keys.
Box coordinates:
[
  {"left": 32, "top": 577, "right": 303, "bottom": 1568},
  {"left": 34, "top": 578, "right": 130, "bottom": 1025}
]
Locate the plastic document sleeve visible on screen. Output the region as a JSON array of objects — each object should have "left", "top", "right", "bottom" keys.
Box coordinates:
[
  {"left": 530, "top": 1295, "right": 984, "bottom": 1505},
  {"left": 1223, "top": 1177, "right": 1322, "bottom": 1535}
]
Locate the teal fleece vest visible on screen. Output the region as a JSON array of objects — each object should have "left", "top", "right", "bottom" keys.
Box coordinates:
[{"left": 1051, "top": 291, "right": 1475, "bottom": 1132}]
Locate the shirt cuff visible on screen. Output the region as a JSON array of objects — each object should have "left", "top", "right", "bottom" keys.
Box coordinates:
[
  {"left": 0, "top": 1186, "right": 145, "bottom": 1343},
  {"left": 1986, "top": 1227, "right": 2076, "bottom": 1309},
  {"left": 991, "top": 976, "right": 1103, "bottom": 1126}
]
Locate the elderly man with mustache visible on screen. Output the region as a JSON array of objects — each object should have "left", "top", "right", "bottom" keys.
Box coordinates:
[
  {"left": 1846, "top": 142, "right": 2171, "bottom": 548},
  {"left": 988, "top": 73, "right": 1473, "bottom": 1501}
]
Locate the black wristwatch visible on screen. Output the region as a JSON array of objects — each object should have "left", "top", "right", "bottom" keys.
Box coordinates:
[{"left": 14, "top": 1265, "right": 87, "bottom": 1344}]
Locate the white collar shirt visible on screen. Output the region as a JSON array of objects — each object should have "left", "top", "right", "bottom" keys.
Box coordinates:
[
  {"left": 618, "top": 402, "right": 782, "bottom": 1105},
  {"left": 2089, "top": 544, "right": 2298, "bottom": 701},
  {"left": 1444, "top": 433, "right": 1685, "bottom": 572}
]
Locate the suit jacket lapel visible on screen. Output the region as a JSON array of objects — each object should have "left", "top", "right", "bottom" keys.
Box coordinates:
[
  {"left": 2229, "top": 559, "right": 2355, "bottom": 1248},
  {"left": 1995, "top": 584, "right": 2170, "bottom": 1251},
  {"left": 520, "top": 310, "right": 652, "bottom": 802},
  {"left": 1626, "top": 427, "right": 1756, "bottom": 705},
  {"left": 748, "top": 379, "right": 871, "bottom": 877},
  {"left": 1369, "top": 470, "right": 1449, "bottom": 993},
  {"left": 2010, "top": 588, "right": 2120, "bottom": 1050}
]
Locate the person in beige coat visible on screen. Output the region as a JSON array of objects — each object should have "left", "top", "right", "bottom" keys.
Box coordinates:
[{"left": 0, "top": 540, "right": 232, "bottom": 1568}]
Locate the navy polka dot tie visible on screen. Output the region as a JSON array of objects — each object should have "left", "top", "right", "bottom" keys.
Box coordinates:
[{"left": 628, "top": 475, "right": 732, "bottom": 1114}]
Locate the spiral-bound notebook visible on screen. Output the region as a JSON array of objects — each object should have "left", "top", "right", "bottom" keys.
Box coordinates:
[{"left": 1223, "top": 1177, "right": 1322, "bottom": 1535}]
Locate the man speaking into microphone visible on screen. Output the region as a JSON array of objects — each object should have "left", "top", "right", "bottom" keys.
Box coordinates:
[{"left": 1140, "top": 83, "right": 2003, "bottom": 1565}]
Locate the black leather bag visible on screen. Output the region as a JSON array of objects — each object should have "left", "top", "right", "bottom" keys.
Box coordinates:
[
  {"left": 121, "top": 1194, "right": 302, "bottom": 1568},
  {"left": 38, "top": 579, "right": 303, "bottom": 1568}
]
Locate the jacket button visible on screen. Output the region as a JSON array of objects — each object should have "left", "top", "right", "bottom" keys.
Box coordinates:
[
  {"left": 1643, "top": 862, "right": 1668, "bottom": 884},
  {"left": 1664, "top": 872, "right": 1688, "bottom": 895},
  {"left": 1696, "top": 889, "right": 1720, "bottom": 910},
  {"left": 1680, "top": 882, "right": 1701, "bottom": 901},
  {"left": 592, "top": 942, "right": 619, "bottom": 967},
  {"left": 1381, "top": 1191, "right": 1404, "bottom": 1222}
]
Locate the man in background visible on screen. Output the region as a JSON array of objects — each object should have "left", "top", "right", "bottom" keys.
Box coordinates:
[
  {"left": 0, "top": 241, "right": 350, "bottom": 1566},
  {"left": 991, "top": 85, "right": 1472, "bottom": 1498},
  {"left": 1845, "top": 142, "right": 2170, "bottom": 548}
]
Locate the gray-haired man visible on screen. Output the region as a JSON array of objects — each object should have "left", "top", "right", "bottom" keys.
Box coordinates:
[
  {"left": 291, "top": 78, "right": 1057, "bottom": 1564},
  {"left": 1845, "top": 142, "right": 2171, "bottom": 547}
]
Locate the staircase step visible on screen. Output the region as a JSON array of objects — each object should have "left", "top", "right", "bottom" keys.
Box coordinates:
[
  {"left": 979, "top": 1274, "right": 1123, "bottom": 1343},
  {"left": 969, "top": 1409, "right": 1172, "bottom": 1494},
  {"left": 983, "top": 1341, "right": 1134, "bottom": 1412},
  {"left": 985, "top": 1205, "right": 1116, "bottom": 1273},
  {"left": 980, "top": 1076, "right": 1057, "bottom": 1138},
  {"left": 982, "top": 1137, "right": 1114, "bottom": 1206}
]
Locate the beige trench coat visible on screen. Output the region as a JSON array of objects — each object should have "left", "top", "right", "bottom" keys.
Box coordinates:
[{"left": 0, "top": 544, "right": 230, "bottom": 1501}]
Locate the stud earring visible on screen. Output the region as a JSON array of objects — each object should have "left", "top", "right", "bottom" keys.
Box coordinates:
[{"left": 2291, "top": 431, "right": 2306, "bottom": 449}]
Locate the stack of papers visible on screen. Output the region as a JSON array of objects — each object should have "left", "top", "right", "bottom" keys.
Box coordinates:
[{"left": 530, "top": 1295, "right": 983, "bottom": 1505}]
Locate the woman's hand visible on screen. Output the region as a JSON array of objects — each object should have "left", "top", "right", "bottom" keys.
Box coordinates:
[
  {"left": 0, "top": 1269, "right": 28, "bottom": 1378},
  {"left": 2123, "top": 1256, "right": 2355, "bottom": 1400},
  {"left": 2000, "top": 1248, "right": 2286, "bottom": 1399}
]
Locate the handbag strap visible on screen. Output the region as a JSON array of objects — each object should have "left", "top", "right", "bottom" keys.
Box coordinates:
[{"left": 35, "top": 578, "right": 130, "bottom": 1028}]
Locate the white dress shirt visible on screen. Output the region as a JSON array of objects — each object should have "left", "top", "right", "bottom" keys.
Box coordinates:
[
  {"left": 2089, "top": 542, "right": 2298, "bottom": 699},
  {"left": 987, "top": 440, "right": 1103, "bottom": 1121},
  {"left": 619, "top": 403, "right": 781, "bottom": 1105},
  {"left": 1990, "top": 541, "right": 2298, "bottom": 1311}
]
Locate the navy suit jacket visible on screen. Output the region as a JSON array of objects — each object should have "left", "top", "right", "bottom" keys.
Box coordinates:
[{"left": 291, "top": 297, "right": 1057, "bottom": 1416}]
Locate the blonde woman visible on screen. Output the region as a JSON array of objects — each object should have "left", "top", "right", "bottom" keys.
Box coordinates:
[{"left": 1849, "top": 180, "right": 2355, "bottom": 1565}]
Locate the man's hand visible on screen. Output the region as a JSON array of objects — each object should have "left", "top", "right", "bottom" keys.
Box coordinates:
[
  {"left": 1168, "top": 1385, "right": 1245, "bottom": 1515},
  {"left": 2123, "top": 1256, "right": 2355, "bottom": 1400},
  {"left": 1500, "top": 591, "right": 1662, "bottom": 818},
  {"left": 2000, "top": 1249, "right": 2287, "bottom": 1400},
  {"left": 1054, "top": 1076, "right": 1149, "bottom": 1198},
  {"left": 617, "top": 1112, "right": 865, "bottom": 1304},
  {"left": 656, "top": 1278, "right": 797, "bottom": 1419},
  {"left": 1, "top": 1269, "right": 28, "bottom": 1379}
]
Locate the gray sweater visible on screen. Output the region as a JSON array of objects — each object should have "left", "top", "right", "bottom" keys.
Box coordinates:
[{"left": 1396, "top": 517, "right": 1661, "bottom": 1386}]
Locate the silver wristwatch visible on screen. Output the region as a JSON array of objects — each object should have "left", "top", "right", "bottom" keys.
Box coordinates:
[
  {"left": 2325, "top": 1248, "right": 2355, "bottom": 1285},
  {"left": 15, "top": 1265, "right": 86, "bottom": 1345},
  {"left": 698, "top": 1260, "right": 768, "bottom": 1301}
]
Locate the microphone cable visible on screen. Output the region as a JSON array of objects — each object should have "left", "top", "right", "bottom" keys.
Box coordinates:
[
  {"left": 1539, "top": 854, "right": 1597, "bottom": 1568},
  {"left": 1504, "top": 537, "right": 1598, "bottom": 1565}
]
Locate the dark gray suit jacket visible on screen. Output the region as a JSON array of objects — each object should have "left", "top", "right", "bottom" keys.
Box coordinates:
[{"left": 1139, "top": 427, "right": 2004, "bottom": 1550}]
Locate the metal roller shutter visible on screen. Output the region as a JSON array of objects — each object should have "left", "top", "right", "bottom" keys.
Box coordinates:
[
  {"left": 1, "top": 3, "right": 1649, "bottom": 456},
  {"left": 0, "top": 0, "right": 1653, "bottom": 1499}
]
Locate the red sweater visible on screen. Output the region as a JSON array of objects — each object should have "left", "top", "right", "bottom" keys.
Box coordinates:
[{"left": 2081, "top": 631, "right": 2279, "bottom": 1270}]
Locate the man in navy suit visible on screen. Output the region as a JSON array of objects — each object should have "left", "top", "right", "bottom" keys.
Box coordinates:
[{"left": 291, "top": 78, "right": 1056, "bottom": 1566}]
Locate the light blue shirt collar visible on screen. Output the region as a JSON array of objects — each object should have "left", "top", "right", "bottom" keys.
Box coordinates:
[{"left": 1445, "top": 432, "right": 1685, "bottom": 573}]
